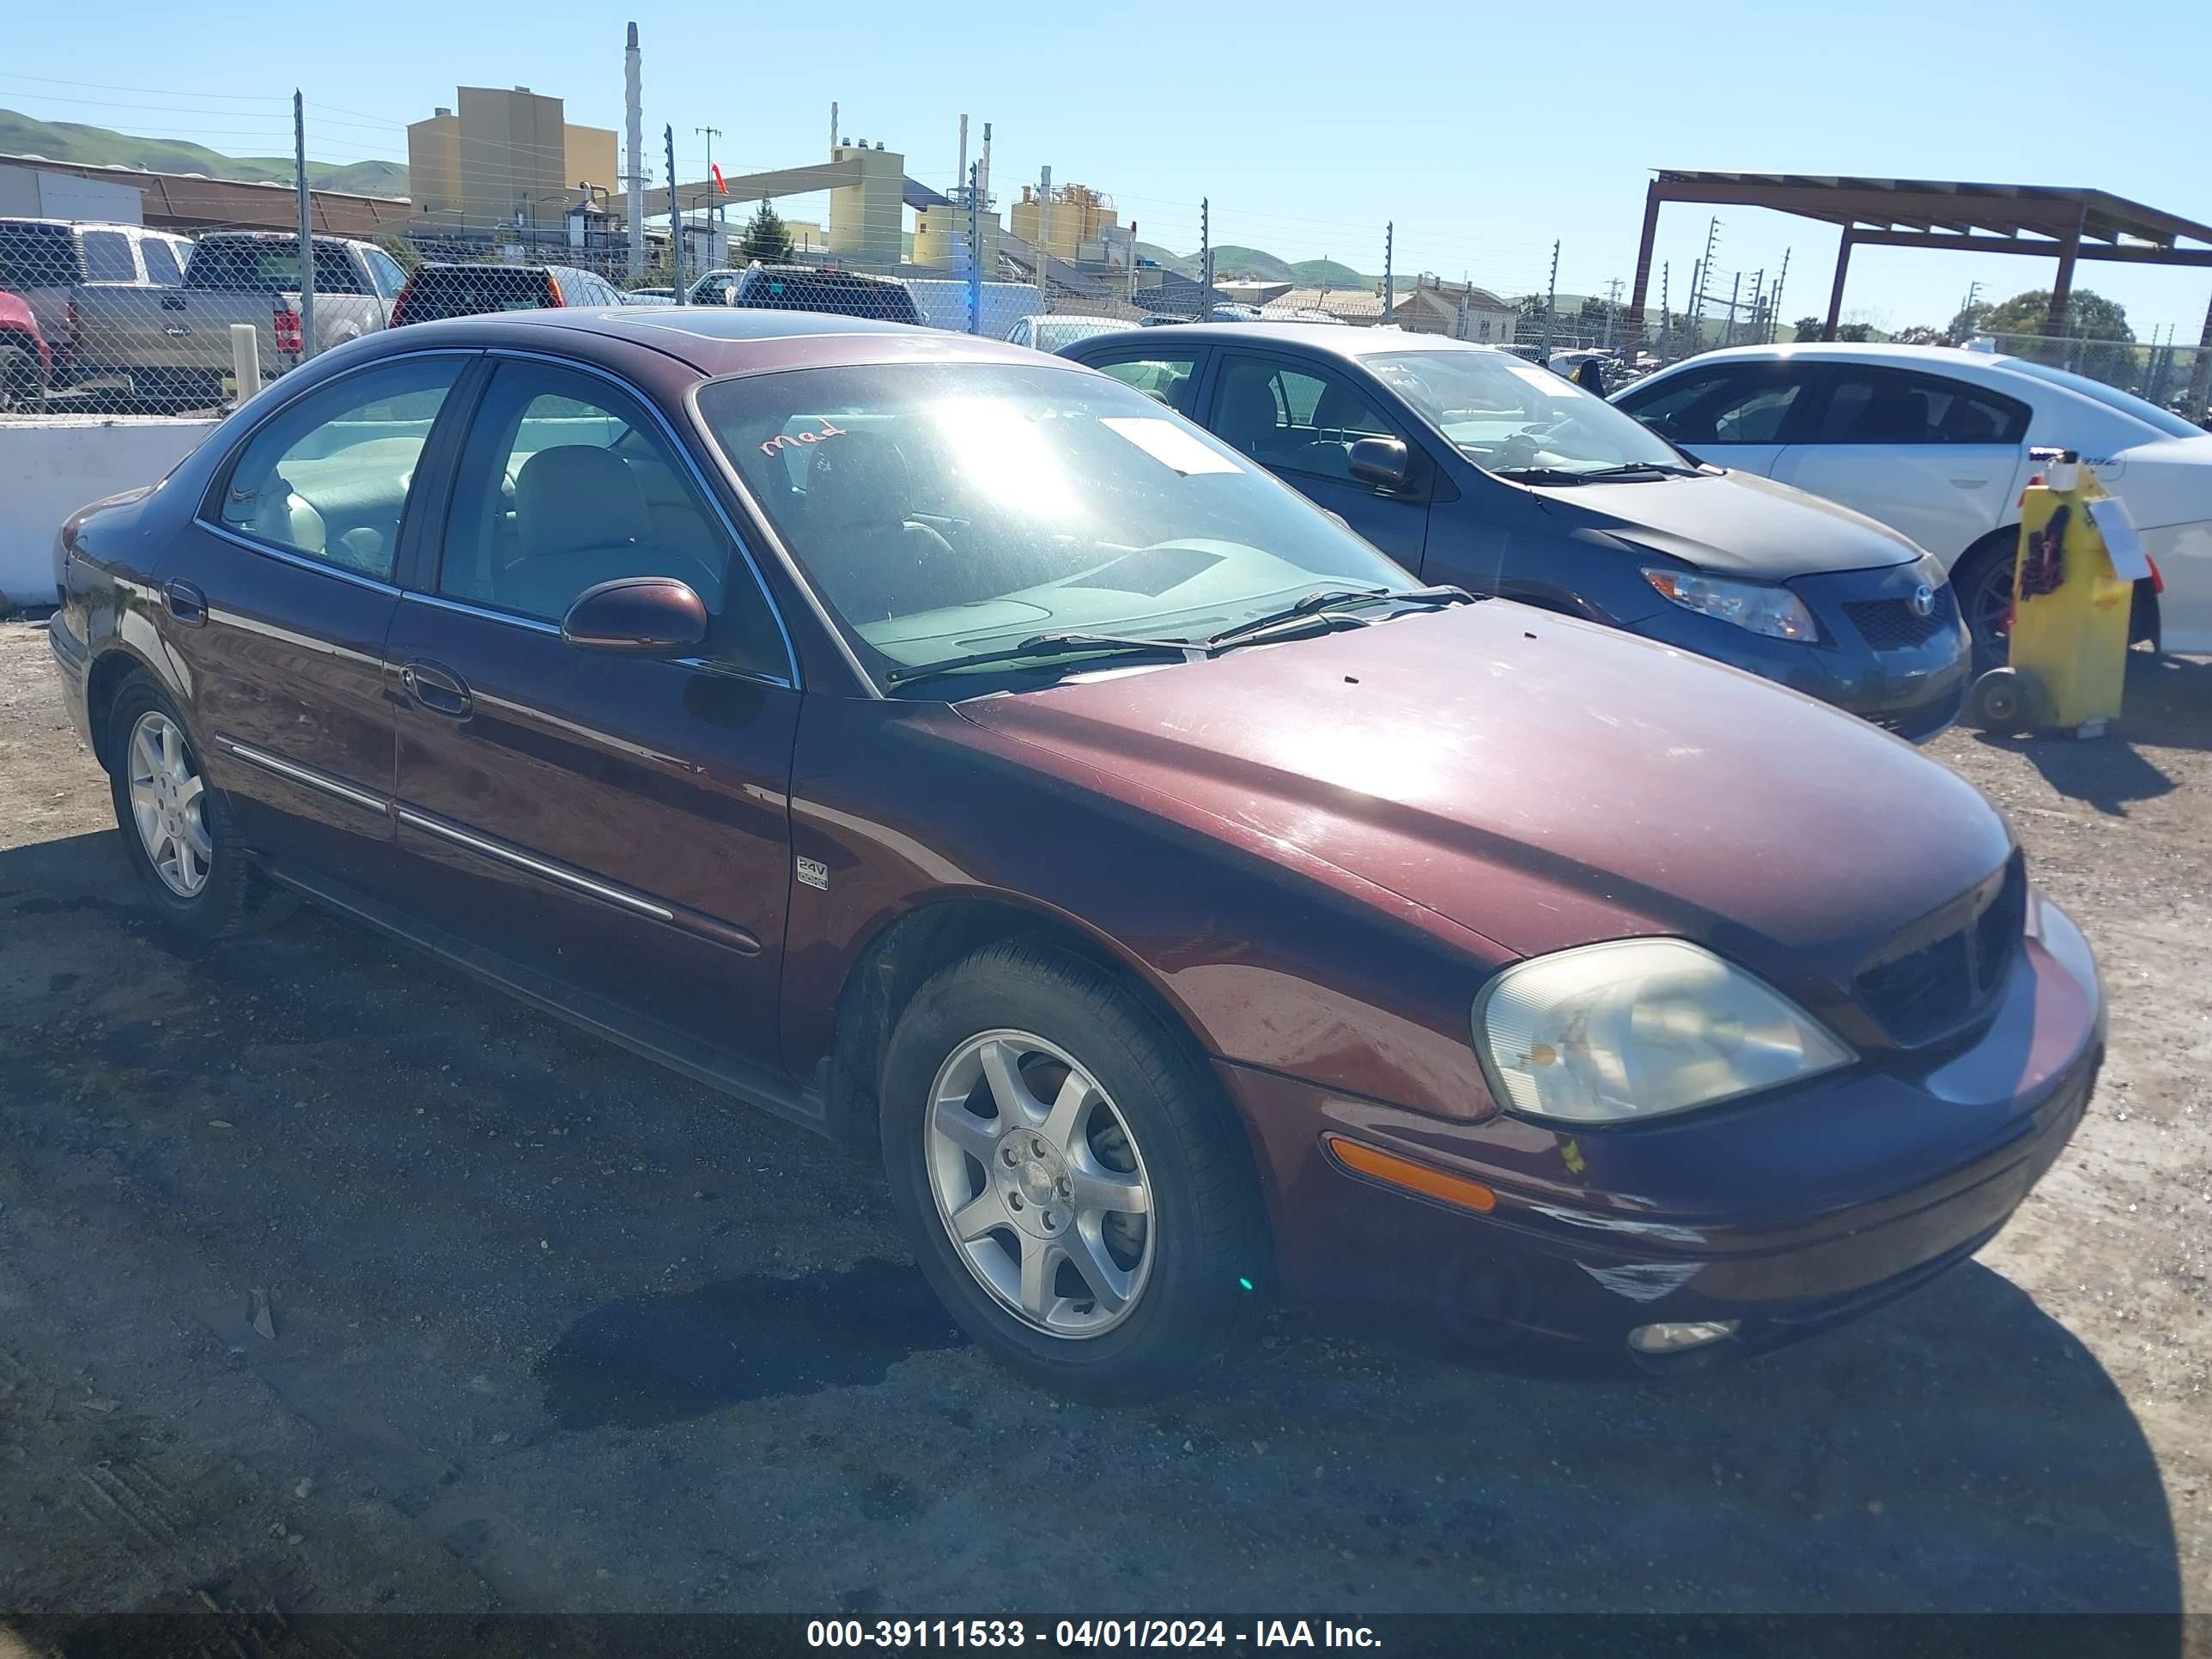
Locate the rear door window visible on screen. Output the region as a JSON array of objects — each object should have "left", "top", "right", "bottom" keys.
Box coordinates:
[
  {"left": 1808, "top": 368, "right": 2030, "bottom": 445},
  {"left": 140, "top": 237, "right": 185, "bottom": 286},
  {"left": 81, "top": 229, "right": 138, "bottom": 283},
  {"left": 1084, "top": 352, "right": 1201, "bottom": 415},
  {"left": 216, "top": 356, "right": 466, "bottom": 581}
]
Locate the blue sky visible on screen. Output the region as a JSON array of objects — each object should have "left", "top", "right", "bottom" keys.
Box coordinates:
[{"left": 9, "top": 0, "right": 2209, "bottom": 335}]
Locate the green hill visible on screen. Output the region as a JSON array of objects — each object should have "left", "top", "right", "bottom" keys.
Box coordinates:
[
  {"left": 0, "top": 108, "right": 408, "bottom": 198},
  {"left": 1134, "top": 240, "right": 1408, "bottom": 291}
]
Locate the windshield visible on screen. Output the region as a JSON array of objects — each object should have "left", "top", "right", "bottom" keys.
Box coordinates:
[
  {"left": 1995, "top": 356, "right": 2208, "bottom": 442},
  {"left": 698, "top": 362, "right": 1419, "bottom": 692},
  {"left": 1365, "top": 348, "right": 1687, "bottom": 477}
]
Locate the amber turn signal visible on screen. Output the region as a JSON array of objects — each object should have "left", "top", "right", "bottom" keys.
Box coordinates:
[{"left": 1323, "top": 1135, "right": 1498, "bottom": 1214}]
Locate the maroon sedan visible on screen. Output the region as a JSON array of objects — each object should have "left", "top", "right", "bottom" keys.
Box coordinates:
[{"left": 48, "top": 308, "right": 2103, "bottom": 1398}]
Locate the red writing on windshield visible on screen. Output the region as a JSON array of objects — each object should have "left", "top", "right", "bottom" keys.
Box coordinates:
[{"left": 761, "top": 417, "right": 848, "bottom": 458}]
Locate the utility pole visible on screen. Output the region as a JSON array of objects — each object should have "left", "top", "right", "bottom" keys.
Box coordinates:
[
  {"left": 1746, "top": 268, "right": 1765, "bottom": 347},
  {"left": 1382, "top": 222, "right": 1394, "bottom": 325},
  {"left": 1199, "top": 198, "right": 1212, "bottom": 312},
  {"left": 1766, "top": 247, "right": 1790, "bottom": 343},
  {"left": 1539, "top": 240, "right": 1559, "bottom": 357},
  {"left": 665, "top": 125, "right": 683, "bottom": 301},
  {"left": 1722, "top": 270, "right": 1742, "bottom": 347},
  {"left": 1961, "top": 279, "right": 1983, "bottom": 321},
  {"left": 1657, "top": 261, "right": 1670, "bottom": 362},
  {"left": 293, "top": 90, "right": 315, "bottom": 362},
  {"left": 624, "top": 22, "right": 645, "bottom": 278},
  {"left": 696, "top": 125, "right": 722, "bottom": 257},
  {"left": 1691, "top": 216, "right": 1721, "bottom": 329},
  {"left": 1602, "top": 276, "right": 1623, "bottom": 348},
  {"left": 965, "top": 161, "right": 982, "bottom": 336}
]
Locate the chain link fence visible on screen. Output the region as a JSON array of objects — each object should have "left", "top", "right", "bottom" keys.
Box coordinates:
[{"left": 6, "top": 204, "right": 2207, "bottom": 426}]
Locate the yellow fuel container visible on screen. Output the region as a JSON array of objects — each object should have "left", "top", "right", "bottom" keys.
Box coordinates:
[{"left": 1966, "top": 453, "right": 2133, "bottom": 736}]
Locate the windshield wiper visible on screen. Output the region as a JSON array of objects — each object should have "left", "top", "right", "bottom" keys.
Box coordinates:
[
  {"left": 1576, "top": 461, "right": 1698, "bottom": 480},
  {"left": 1205, "top": 584, "right": 1474, "bottom": 651},
  {"left": 883, "top": 631, "right": 1202, "bottom": 690},
  {"left": 1490, "top": 465, "right": 1595, "bottom": 485}
]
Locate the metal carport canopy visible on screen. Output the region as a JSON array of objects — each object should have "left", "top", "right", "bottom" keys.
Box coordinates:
[{"left": 1622, "top": 171, "right": 2212, "bottom": 409}]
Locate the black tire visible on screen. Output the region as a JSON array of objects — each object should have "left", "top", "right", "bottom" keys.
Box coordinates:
[
  {"left": 879, "top": 939, "right": 1267, "bottom": 1401},
  {"left": 0, "top": 344, "right": 42, "bottom": 414},
  {"left": 105, "top": 675, "right": 296, "bottom": 943},
  {"left": 1955, "top": 536, "right": 2019, "bottom": 675},
  {"left": 1965, "top": 666, "right": 2048, "bottom": 736}
]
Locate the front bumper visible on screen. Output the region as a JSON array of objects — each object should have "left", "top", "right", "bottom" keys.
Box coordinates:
[
  {"left": 1220, "top": 896, "right": 2104, "bottom": 1360},
  {"left": 1626, "top": 566, "right": 1972, "bottom": 742}
]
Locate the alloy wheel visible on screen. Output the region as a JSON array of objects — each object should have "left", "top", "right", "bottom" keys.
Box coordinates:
[
  {"left": 1966, "top": 555, "right": 2014, "bottom": 669},
  {"left": 924, "top": 1030, "right": 1156, "bottom": 1339},
  {"left": 126, "top": 711, "right": 212, "bottom": 898}
]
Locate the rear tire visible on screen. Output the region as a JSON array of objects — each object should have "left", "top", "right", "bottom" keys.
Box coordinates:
[
  {"left": 0, "top": 344, "right": 43, "bottom": 414},
  {"left": 879, "top": 939, "right": 1266, "bottom": 1401},
  {"left": 1955, "top": 534, "right": 2019, "bottom": 675},
  {"left": 106, "top": 675, "right": 295, "bottom": 943}
]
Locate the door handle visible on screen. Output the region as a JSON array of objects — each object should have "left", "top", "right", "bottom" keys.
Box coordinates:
[
  {"left": 162, "top": 579, "right": 207, "bottom": 627},
  {"left": 399, "top": 659, "right": 471, "bottom": 719},
  {"left": 1948, "top": 476, "right": 1990, "bottom": 489}
]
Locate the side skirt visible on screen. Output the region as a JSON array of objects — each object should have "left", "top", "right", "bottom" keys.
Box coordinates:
[{"left": 265, "top": 861, "right": 833, "bottom": 1139}]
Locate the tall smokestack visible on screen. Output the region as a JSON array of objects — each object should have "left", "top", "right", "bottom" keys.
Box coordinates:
[
  {"left": 624, "top": 22, "right": 644, "bottom": 278},
  {"left": 978, "top": 121, "right": 992, "bottom": 206},
  {"left": 830, "top": 101, "right": 838, "bottom": 157}
]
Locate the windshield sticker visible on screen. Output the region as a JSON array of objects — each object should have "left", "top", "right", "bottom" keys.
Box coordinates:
[
  {"left": 1100, "top": 416, "right": 1243, "bottom": 476},
  {"left": 760, "top": 416, "right": 849, "bottom": 458},
  {"left": 1502, "top": 363, "right": 1574, "bottom": 395}
]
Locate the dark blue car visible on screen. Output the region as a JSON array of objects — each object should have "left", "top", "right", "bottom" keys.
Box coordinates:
[{"left": 1060, "top": 324, "right": 1971, "bottom": 739}]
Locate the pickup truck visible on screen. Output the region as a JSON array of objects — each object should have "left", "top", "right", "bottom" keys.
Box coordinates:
[
  {"left": 0, "top": 218, "right": 197, "bottom": 407},
  {"left": 74, "top": 233, "right": 408, "bottom": 406}
]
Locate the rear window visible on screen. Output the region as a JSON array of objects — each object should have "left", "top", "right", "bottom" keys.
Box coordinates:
[
  {"left": 81, "top": 229, "right": 137, "bottom": 283},
  {"left": 398, "top": 267, "right": 560, "bottom": 322},
  {"left": 0, "top": 222, "right": 82, "bottom": 289},
  {"left": 735, "top": 269, "right": 921, "bottom": 325},
  {"left": 187, "top": 240, "right": 362, "bottom": 294},
  {"left": 1996, "top": 356, "right": 2208, "bottom": 442}
]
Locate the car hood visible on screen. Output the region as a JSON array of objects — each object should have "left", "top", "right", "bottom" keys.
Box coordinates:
[
  {"left": 957, "top": 602, "right": 2012, "bottom": 992},
  {"left": 1534, "top": 467, "right": 1928, "bottom": 580},
  {"left": 2106, "top": 434, "right": 2212, "bottom": 528}
]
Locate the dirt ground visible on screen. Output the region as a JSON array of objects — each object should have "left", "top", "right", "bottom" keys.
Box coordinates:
[{"left": 1, "top": 615, "right": 2207, "bottom": 1620}]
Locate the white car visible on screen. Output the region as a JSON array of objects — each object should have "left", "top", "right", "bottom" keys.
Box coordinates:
[
  {"left": 1614, "top": 343, "right": 2212, "bottom": 661},
  {"left": 1004, "top": 314, "right": 1134, "bottom": 352}
]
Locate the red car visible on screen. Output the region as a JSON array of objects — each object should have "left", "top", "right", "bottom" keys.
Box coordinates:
[
  {"left": 0, "top": 287, "right": 49, "bottom": 412},
  {"left": 48, "top": 309, "right": 2103, "bottom": 1399}
]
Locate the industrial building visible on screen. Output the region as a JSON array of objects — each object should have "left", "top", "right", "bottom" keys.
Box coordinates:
[{"left": 407, "top": 88, "right": 619, "bottom": 236}]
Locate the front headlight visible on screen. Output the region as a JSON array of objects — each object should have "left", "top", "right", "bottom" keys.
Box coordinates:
[
  {"left": 1474, "top": 939, "right": 1852, "bottom": 1125},
  {"left": 1643, "top": 568, "right": 1820, "bottom": 641}
]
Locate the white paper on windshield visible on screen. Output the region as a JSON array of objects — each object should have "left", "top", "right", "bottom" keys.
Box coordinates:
[
  {"left": 1502, "top": 362, "right": 1574, "bottom": 396},
  {"left": 1101, "top": 416, "right": 1243, "bottom": 475},
  {"left": 2087, "top": 497, "right": 2153, "bottom": 580}
]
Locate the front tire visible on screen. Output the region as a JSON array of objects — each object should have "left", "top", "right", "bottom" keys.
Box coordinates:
[
  {"left": 880, "top": 940, "right": 1266, "bottom": 1401},
  {"left": 106, "top": 676, "right": 294, "bottom": 942},
  {"left": 1956, "top": 535, "right": 2019, "bottom": 675}
]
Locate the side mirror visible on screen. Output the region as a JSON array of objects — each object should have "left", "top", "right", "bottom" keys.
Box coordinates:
[
  {"left": 1348, "top": 435, "right": 1413, "bottom": 491},
  {"left": 561, "top": 576, "right": 708, "bottom": 656}
]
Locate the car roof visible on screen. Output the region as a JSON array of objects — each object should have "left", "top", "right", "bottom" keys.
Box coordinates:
[
  {"left": 1066, "top": 321, "right": 1510, "bottom": 360},
  {"left": 380, "top": 304, "right": 1063, "bottom": 377},
  {"left": 1657, "top": 342, "right": 2020, "bottom": 371}
]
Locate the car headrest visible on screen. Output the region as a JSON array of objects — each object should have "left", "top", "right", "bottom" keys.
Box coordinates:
[
  {"left": 1313, "top": 382, "right": 1380, "bottom": 433},
  {"left": 1215, "top": 374, "right": 1281, "bottom": 449},
  {"left": 515, "top": 446, "right": 648, "bottom": 558},
  {"left": 807, "top": 432, "right": 914, "bottom": 532}
]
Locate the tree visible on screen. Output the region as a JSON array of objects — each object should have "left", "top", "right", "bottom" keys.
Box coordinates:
[
  {"left": 1975, "top": 287, "right": 2137, "bottom": 384},
  {"left": 1790, "top": 315, "right": 1824, "bottom": 342},
  {"left": 1943, "top": 301, "right": 1993, "bottom": 344},
  {"left": 1834, "top": 323, "right": 1874, "bottom": 343},
  {"left": 1890, "top": 325, "right": 1947, "bottom": 346},
  {"left": 740, "top": 199, "right": 793, "bottom": 264}
]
